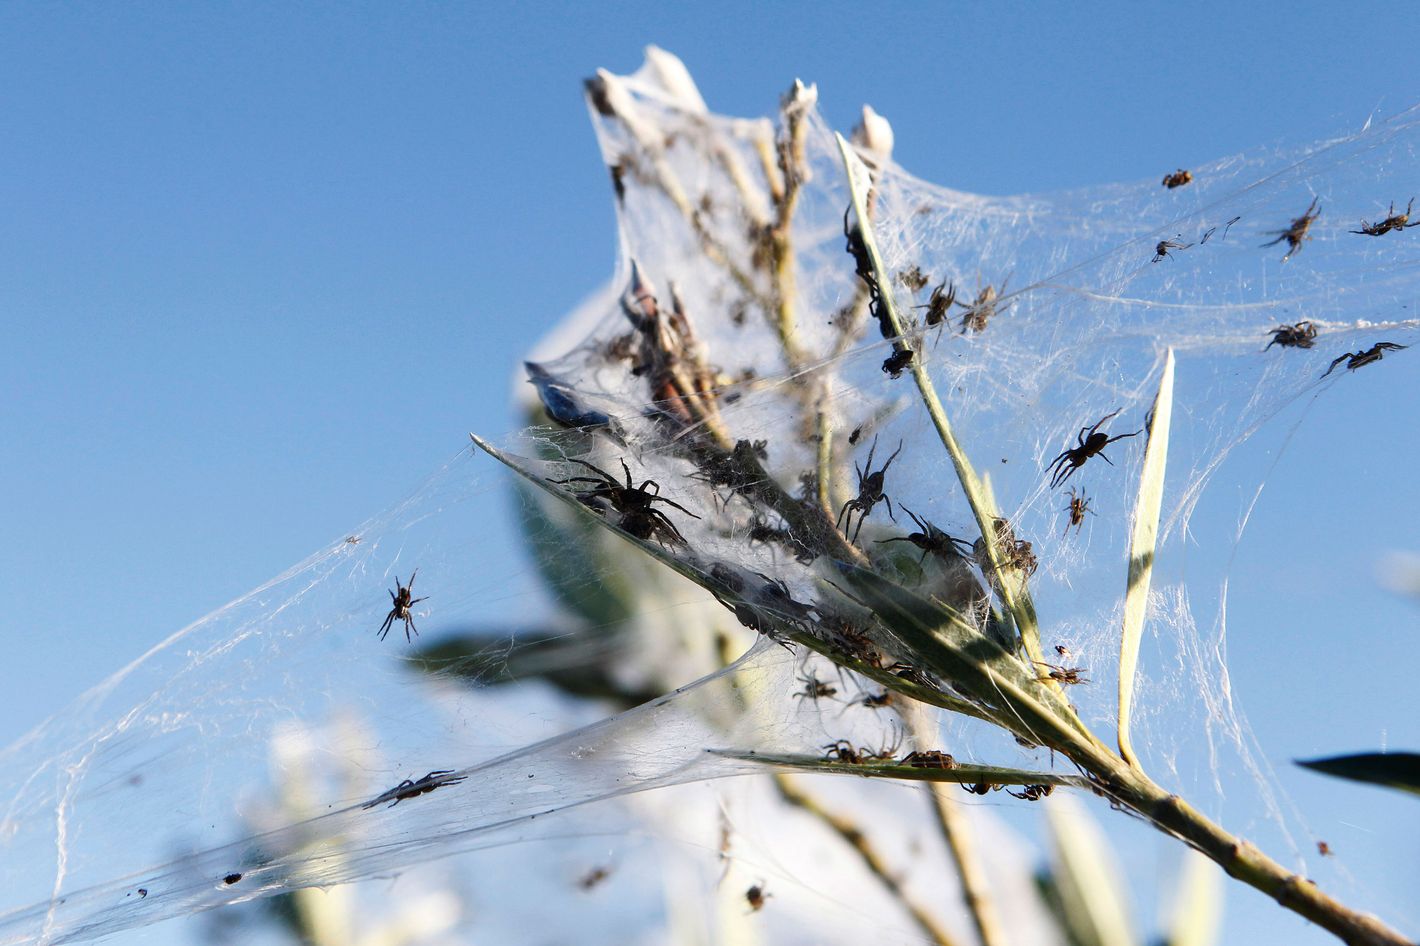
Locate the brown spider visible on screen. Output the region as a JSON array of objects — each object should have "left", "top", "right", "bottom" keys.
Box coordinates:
[
  {"left": 1047, "top": 409, "right": 1143, "bottom": 488},
  {"left": 1351, "top": 198, "right": 1416, "bottom": 236},
  {"left": 1162, "top": 169, "right": 1193, "bottom": 189},
  {"left": 876, "top": 505, "right": 971, "bottom": 564},
  {"left": 822, "top": 727, "right": 902, "bottom": 765},
  {"left": 1261, "top": 197, "right": 1320, "bottom": 261},
  {"left": 963, "top": 782, "right": 1001, "bottom": 795},
  {"left": 793, "top": 673, "right": 837, "bottom": 702},
  {"left": 859, "top": 689, "right": 894, "bottom": 709},
  {"left": 1322, "top": 342, "right": 1408, "bottom": 377},
  {"left": 882, "top": 346, "right": 914, "bottom": 378},
  {"left": 915, "top": 279, "right": 958, "bottom": 327},
  {"left": 1265, "top": 321, "right": 1319, "bottom": 350},
  {"left": 1035, "top": 661, "right": 1089, "bottom": 685},
  {"left": 1152, "top": 238, "right": 1192, "bottom": 262},
  {"left": 837, "top": 436, "right": 904, "bottom": 543},
  {"left": 745, "top": 883, "right": 772, "bottom": 912},
  {"left": 552, "top": 458, "right": 701, "bottom": 546},
  {"left": 1008, "top": 784, "right": 1054, "bottom": 801},
  {"left": 362, "top": 770, "right": 468, "bottom": 810},
  {"left": 1317, "top": 841, "right": 1334, "bottom": 857},
  {"left": 1062, "top": 487, "right": 1095, "bottom": 537},
  {"left": 959, "top": 283, "right": 1009, "bottom": 334},
  {"left": 578, "top": 866, "right": 612, "bottom": 890},
  {"left": 973, "top": 517, "right": 1038, "bottom": 576},
  {"left": 901, "top": 749, "right": 957, "bottom": 769},
  {"left": 379, "top": 570, "right": 428, "bottom": 642}
]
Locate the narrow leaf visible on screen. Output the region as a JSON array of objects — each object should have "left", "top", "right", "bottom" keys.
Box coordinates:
[
  {"left": 1044, "top": 794, "right": 1135, "bottom": 946},
  {"left": 1297, "top": 752, "right": 1420, "bottom": 797},
  {"left": 1162, "top": 849, "right": 1224, "bottom": 946},
  {"left": 712, "top": 749, "right": 1090, "bottom": 790},
  {"left": 1118, "top": 348, "right": 1174, "bottom": 767}
]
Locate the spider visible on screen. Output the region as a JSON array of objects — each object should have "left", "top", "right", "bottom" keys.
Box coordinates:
[
  {"left": 876, "top": 505, "right": 971, "bottom": 564},
  {"left": 1264, "top": 321, "right": 1319, "bottom": 350},
  {"left": 552, "top": 458, "right": 701, "bottom": 546},
  {"left": 1047, "top": 409, "right": 1143, "bottom": 488},
  {"left": 1152, "top": 238, "right": 1191, "bottom": 262},
  {"left": 859, "top": 689, "right": 893, "bottom": 709},
  {"left": 901, "top": 749, "right": 957, "bottom": 769},
  {"left": 362, "top": 770, "right": 468, "bottom": 810},
  {"left": 1351, "top": 198, "right": 1417, "bottom": 236},
  {"left": 578, "top": 866, "right": 612, "bottom": 890},
  {"left": 823, "top": 726, "right": 902, "bottom": 764},
  {"left": 1317, "top": 841, "right": 1334, "bottom": 857},
  {"left": 1261, "top": 197, "right": 1320, "bottom": 261},
  {"left": 379, "top": 570, "right": 428, "bottom": 642},
  {"left": 1035, "top": 661, "right": 1089, "bottom": 685},
  {"left": 1008, "top": 784, "right": 1054, "bottom": 801},
  {"left": 962, "top": 782, "right": 1001, "bottom": 795},
  {"left": 958, "top": 283, "right": 1009, "bottom": 334},
  {"left": 915, "top": 279, "right": 958, "bottom": 327},
  {"left": 837, "top": 436, "right": 904, "bottom": 542},
  {"left": 1161, "top": 169, "right": 1193, "bottom": 189},
  {"left": 973, "top": 517, "right": 1038, "bottom": 576},
  {"left": 881, "top": 346, "right": 914, "bottom": 378},
  {"left": 745, "top": 883, "right": 772, "bottom": 912},
  {"left": 1321, "top": 342, "right": 1408, "bottom": 378},
  {"left": 793, "top": 672, "right": 837, "bottom": 702},
  {"left": 1062, "top": 487, "right": 1095, "bottom": 537}
]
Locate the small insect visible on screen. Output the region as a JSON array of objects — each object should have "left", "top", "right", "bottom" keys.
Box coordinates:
[
  {"left": 915, "top": 279, "right": 958, "bottom": 327},
  {"left": 1321, "top": 342, "right": 1408, "bottom": 377},
  {"left": 137, "top": 888, "right": 148, "bottom": 898},
  {"left": 552, "top": 458, "right": 701, "bottom": 546},
  {"left": 578, "top": 866, "right": 612, "bottom": 890},
  {"left": 1047, "top": 409, "right": 1144, "bottom": 488},
  {"left": 343, "top": 535, "right": 361, "bottom": 545},
  {"left": 379, "top": 571, "right": 428, "bottom": 642},
  {"left": 223, "top": 873, "right": 242, "bottom": 886},
  {"left": 745, "top": 883, "right": 772, "bottom": 912},
  {"left": 1351, "top": 198, "right": 1416, "bottom": 236},
  {"left": 1035, "top": 661, "right": 1090, "bottom": 685},
  {"left": 1008, "top": 784, "right": 1054, "bottom": 801},
  {"left": 1062, "top": 487, "right": 1094, "bottom": 537},
  {"left": 1054, "top": 644, "right": 1074, "bottom": 660},
  {"left": 963, "top": 782, "right": 1001, "bottom": 796},
  {"left": 1162, "top": 169, "right": 1193, "bottom": 189},
  {"left": 1264, "top": 321, "right": 1319, "bottom": 350},
  {"left": 1317, "top": 841, "right": 1333, "bottom": 857},
  {"left": 882, "top": 346, "right": 914, "bottom": 378},
  {"left": 848, "top": 424, "right": 864, "bottom": 445},
  {"left": 1152, "top": 238, "right": 1192, "bottom": 262},
  {"left": 362, "top": 770, "right": 468, "bottom": 810},
  {"left": 900, "top": 749, "right": 957, "bottom": 769},
  {"left": 793, "top": 673, "right": 838, "bottom": 702},
  {"left": 876, "top": 505, "right": 971, "bottom": 564},
  {"left": 838, "top": 436, "right": 903, "bottom": 543},
  {"left": 1261, "top": 197, "right": 1320, "bottom": 261}
]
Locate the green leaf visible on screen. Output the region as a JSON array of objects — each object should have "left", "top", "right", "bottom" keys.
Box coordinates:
[
  {"left": 1297, "top": 752, "right": 1420, "bottom": 797},
  {"left": 1044, "top": 795, "right": 1135, "bottom": 946},
  {"left": 1118, "top": 348, "right": 1174, "bottom": 768},
  {"left": 1161, "top": 849, "right": 1223, "bottom": 946},
  {"left": 711, "top": 749, "right": 1091, "bottom": 790}
]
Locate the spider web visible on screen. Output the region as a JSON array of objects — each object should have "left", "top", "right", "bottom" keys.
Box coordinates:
[{"left": 2, "top": 48, "right": 1419, "bottom": 946}]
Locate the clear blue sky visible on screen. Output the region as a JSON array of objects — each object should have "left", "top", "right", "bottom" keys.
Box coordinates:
[{"left": 2, "top": 4, "right": 1417, "bottom": 944}]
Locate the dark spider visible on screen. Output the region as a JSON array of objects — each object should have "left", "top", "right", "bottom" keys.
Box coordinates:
[
  {"left": 1261, "top": 197, "right": 1320, "bottom": 261},
  {"left": 1161, "top": 169, "right": 1193, "bottom": 189},
  {"left": 578, "top": 866, "right": 612, "bottom": 890},
  {"left": 1322, "top": 342, "right": 1408, "bottom": 377},
  {"left": 379, "top": 570, "right": 428, "bottom": 642},
  {"left": 1264, "top": 321, "right": 1319, "bottom": 350},
  {"left": 552, "top": 458, "right": 701, "bottom": 546},
  {"left": 837, "top": 436, "right": 904, "bottom": 542},
  {"left": 900, "top": 749, "right": 957, "bottom": 769},
  {"left": 823, "top": 726, "right": 902, "bottom": 765},
  {"left": 1351, "top": 198, "right": 1417, "bottom": 236},
  {"left": 915, "top": 279, "right": 958, "bottom": 327},
  {"left": 1047, "top": 409, "right": 1143, "bottom": 488},
  {"left": 1003, "top": 776, "right": 1049, "bottom": 798},
  {"left": 859, "top": 689, "right": 893, "bottom": 709},
  {"left": 876, "top": 505, "right": 971, "bottom": 564},
  {"left": 745, "top": 883, "right": 772, "bottom": 912},
  {"left": 962, "top": 782, "right": 1001, "bottom": 796},
  {"left": 882, "top": 346, "right": 914, "bottom": 378},
  {"left": 1062, "top": 487, "right": 1095, "bottom": 537},
  {"left": 1152, "top": 238, "right": 1192, "bottom": 263},
  {"left": 848, "top": 424, "right": 864, "bottom": 445},
  {"left": 1035, "top": 661, "right": 1089, "bottom": 685},
  {"left": 362, "top": 770, "right": 468, "bottom": 810}
]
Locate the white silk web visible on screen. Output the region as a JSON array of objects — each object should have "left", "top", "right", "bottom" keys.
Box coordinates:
[{"left": 2, "top": 49, "right": 1418, "bottom": 946}]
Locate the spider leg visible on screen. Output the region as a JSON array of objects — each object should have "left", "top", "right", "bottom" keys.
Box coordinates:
[
  {"left": 880, "top": 440, "right": 905, "bottom": 472},
  {"left": 378, "top": 610, "right": 396, "bottom": 640},
  {"left": 410, "top": 596, "right": 428, "bottom": 606},
  {"left": 1099, "top": 453, "right": 1115, "bottom": 467},
  {"left": 1321, "top": 353, "right": 1351, "bottom": 377},
  {"left": 883, "top": 494, "right": 896, "bottom": 522},
  {"left": 648, "top": 494, "right": 702, "bottom": 518},
  {"left": 639, "top": 479, "right": 660, "bottom": 495},
  {"left": 404, "top": 614, "right": 418, "bottom": 642},
  {"left": 618, "top": 459, "right": 635, "bottom": 490}
]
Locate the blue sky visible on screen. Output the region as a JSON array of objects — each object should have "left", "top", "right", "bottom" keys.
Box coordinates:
[{"left": 2, "top": 4, "right": 1418, "bottom": 944}]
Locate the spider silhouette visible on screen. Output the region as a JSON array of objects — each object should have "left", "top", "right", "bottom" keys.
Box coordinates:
[
  {"left": 876, "top": 505, "right": 971, "bottom": 563},
  {"left": 1261, "top": 197, "right": 1320, "bottom": 261},
  {"left": 362, "top": 770, "right": 467, "bottom": 809},
  {"left": 837, "top": 436, "right": 904, "bottom": 543},
  {"left": 1265, "top": 321, "right": 1318, "bottom": 350},
  {"left": 552, "top": 458, "right": 700, "bottom": 546},
  {"left": 379, "top": 570, "right": 428, "bottom": 642},
  {"left": 1351, "top": 198, "right": 1417, "bottom": 236},
  {"left": 1321, "top": 342, "right": 1408, "bottom": 377},
  {"left": 1047, "top": 409, "right": 1143, "bottom": 488}
]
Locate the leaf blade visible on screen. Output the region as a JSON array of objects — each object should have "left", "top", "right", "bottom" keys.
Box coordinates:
[{"left": 1297, "top": 752, "right": 1420, "bottom": 797}]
